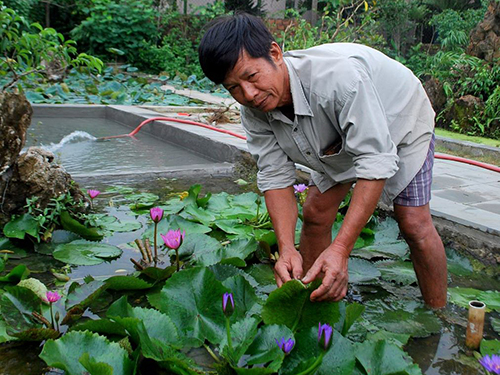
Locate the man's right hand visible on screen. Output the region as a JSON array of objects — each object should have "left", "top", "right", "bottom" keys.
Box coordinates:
[{"left": 274, "top": 248, "right": 303, "bottom": 287}]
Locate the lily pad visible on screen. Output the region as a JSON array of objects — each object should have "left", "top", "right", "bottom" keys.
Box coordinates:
[
  {"left": 220, "top": 317, "right": 260, "bottom": 365},
  {"left": 105, "top": 220, "right": 142, "bottom": 233},
  {"left": 480, "top": 339, "right": 500, "bottom": 357},
  {"left": 376, "top": 260, "right": 417, "bottom": 286},
  {"left": 105, "top": 275, "right": 153, "bottom": 291},
  {"left": 355, "top": 339, "right": 422, "bottom": 375},
  {"left": 0, "top": 286, "right": 42, "bottom": 335},
  {"left": 195, "top": 238, "right": 258, "bottom": 267},
  {"left": 53, "top": 240, "right": 122, "bottom": 265},
  {"left": 0, "top": 264, "right": 29, "bottom": 284},
  {"left": 66, "top": 280, "right": 107, "bottom": 310},
  {"left": 39, "top": 331, "right": 134, "bottom": 375},
  {"left": 245, "top": 263, "right": 277, "bottom": 295},
  {"left": 148, "top": 267, "right": 228, "bottom": 347},
  {"left": 261, "top": 280, "right": 340, "bottom": 332},
  {"left": 445, "top": 248, "right": 473, "bottom": 276},
  {"left": 3, "top": 214, "right": 40, "bottom": 241},
  {"left": 348, "top": 258, "right": 381, "bottom": 284},
  {"left": 448, "top": 287, "right": 500, "bottom": 312},
  {"left": 222, "top": 275, "right": 264, "bottom": 319}
]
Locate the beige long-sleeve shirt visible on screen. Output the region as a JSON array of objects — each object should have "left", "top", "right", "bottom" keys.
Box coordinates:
[{"left": 241, "top": 43, "right": 435, "bottom": 205}]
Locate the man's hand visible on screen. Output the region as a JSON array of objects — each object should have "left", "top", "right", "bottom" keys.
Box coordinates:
[
  {"left": 274, "top": 248, "right": 303, "bottom": 287},
  {"left": 301, "top": 246, "right": 349, "bottom": 302}
]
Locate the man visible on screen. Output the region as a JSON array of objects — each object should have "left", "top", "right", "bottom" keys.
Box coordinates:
[{"left": 198, "top": 13, "right": 447, "bottom": 308}]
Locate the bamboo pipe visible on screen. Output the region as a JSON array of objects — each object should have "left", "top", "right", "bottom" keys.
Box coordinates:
[{"left": 465, "top": 300, "right": 486, "bottom": 350}]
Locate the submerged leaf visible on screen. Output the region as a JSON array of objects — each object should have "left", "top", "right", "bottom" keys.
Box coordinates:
[{"left": 53, "top": 240, "right": 122, "bottom": 265}]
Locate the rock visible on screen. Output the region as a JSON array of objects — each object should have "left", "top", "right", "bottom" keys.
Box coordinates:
[
  {"left": 467, "top": 1, "right": 500, "bottom": 62},
  {"left": 0, "top": 92, "right": 32, "bottom": 174},
  {"left": 423, "top": 77, "right": 447, "bottom": 114},
  {"left": 0, "top": 93, "right": 86, "bottom": 228},
  {"left": 0, "top": 147, "right": 86, "bottom": 226},
  {"left": 441, "top": 95, "right": 484, "bottom": 132}
]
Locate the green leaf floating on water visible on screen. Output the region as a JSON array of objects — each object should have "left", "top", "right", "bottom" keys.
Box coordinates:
[
  {"left": 195, "top": 238, "right": 258, "bottom": 267},
  {"left": 448, "top": 287, "right": 500, "bottom": 312},
  {"left": 355, "top": 339, "right": 422, "bottom": 375},
  {"left": 60, "top": 211, "right": 104, "bottom": 241},
  {"left": 148, "top": 267, "right": 228, "bottom": 347},
  {"left": 261, "top": 280, "right": 340, "bottom": 332},
  {"left": 348, "top": 258, "right": 381, "bottom": 284},
  {"left": 480, "top": 339, "right": 500, "bottom": 357},
  {"left": 53, "top": 240, "right": 122, "bottom": 265},
  {"left": 0, "top": 264, "right": 29, "bottom": 283},
  {"left": 376, "top": 260, "right": 417, "bottom": 286},
  {"left": 0, "top": 286, "right": 41, "bottom": 334},
  {"left": 445, "top": 248, "right": 473, "bottom": 276},
  {"left": 105, "top": 275, "right": 153, "bottom": 291},
  {"left": 39, "top": 330, "right": 134, "bottom": 375},
  {"left": 280, "top": 326, "right": 356, "bottom": 375},
  {"left": 3, "top": 213, "right": 40, "bottom": 241},
  {"left": 66, "top": 280, "right": 107, "bottom": 311}
]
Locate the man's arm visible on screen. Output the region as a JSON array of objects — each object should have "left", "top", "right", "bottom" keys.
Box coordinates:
[
  {"left": 264, "top": 187, "right": 303, "bottom": 286},
  {"left": 301, "top": 178, "right": 386, "bottom": 301}
]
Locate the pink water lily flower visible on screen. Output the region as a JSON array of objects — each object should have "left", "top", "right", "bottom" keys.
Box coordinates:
[
  {"left": 87, "top": 189, "right": 101, "bottom": 199},
  {"left": 160, "top": 229, "right": 185, "bottom": 250},
  {"left": 46, "top": 291, "right": 61, "bottom": 303},
  {"left": 150, "top": 207, "right": 164, "bottom": 223}
]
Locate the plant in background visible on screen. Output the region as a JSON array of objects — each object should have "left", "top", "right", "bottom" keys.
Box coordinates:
[
  {"left": 160, "top": 229, "right": 185, "bottom": 271},
  {"left": 0, "top": 4, "right": 102, "bottom": 90},
  {"left": 149, "top": 207, "right": 163, "bottom": 263}
]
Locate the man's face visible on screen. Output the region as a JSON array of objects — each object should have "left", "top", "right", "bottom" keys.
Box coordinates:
[{"left": 222, "top": 43, "right": 291, "bottom": 112}]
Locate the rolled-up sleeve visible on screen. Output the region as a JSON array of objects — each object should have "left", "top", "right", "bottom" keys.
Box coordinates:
[
  {"left": 241, "top": 107, "right": 297, "bottom": 192},
  {"left": 336, "top": 65, "right": 399, "bottom": 180}
]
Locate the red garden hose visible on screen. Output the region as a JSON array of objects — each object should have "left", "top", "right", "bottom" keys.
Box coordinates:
[{"left": 100, "top": 116, "right": 500, "bottom": 173}]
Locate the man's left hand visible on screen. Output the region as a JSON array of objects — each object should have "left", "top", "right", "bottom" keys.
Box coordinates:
[{"left": 301, "top": 246, "right": 349, "bottom": 302}]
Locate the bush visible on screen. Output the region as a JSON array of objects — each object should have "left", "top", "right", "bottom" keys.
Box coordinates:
[{"left": 70, "top": 0, "right": 156, "bottom": 61}]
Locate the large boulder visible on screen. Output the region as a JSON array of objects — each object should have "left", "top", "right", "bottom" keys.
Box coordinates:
[
  {"left": 467, "top": 1, "right": 500, "bottom": 62},
  {"left": 0, "top": 92, "right": 32, "bottom": 174},
  {"left": 440, "top": 94, "right": 484, "bottom": 132},
  {"left": 0, "top": 93, "right": 86, "bottom": 227},
  {"left": 423, "top": 77, "right": 447, "bottom": 114}
]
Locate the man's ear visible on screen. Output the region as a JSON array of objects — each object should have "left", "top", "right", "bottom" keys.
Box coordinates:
[{"left": 269, "top": 42, "right": 284, "bottom": 66}]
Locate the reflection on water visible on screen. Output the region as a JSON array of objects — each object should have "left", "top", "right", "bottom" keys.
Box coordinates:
[{"left": 26, "top": 117, "right": 216, "bottom": 175}]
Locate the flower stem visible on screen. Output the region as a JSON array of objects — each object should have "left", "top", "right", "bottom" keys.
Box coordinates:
[
  {"left": 175, "top": 249, "right": 180, "bottom": 271},
  {"left": 153, "top": 222, "right": 158, "bottom": 266},
  {"left": 49, "top": 303, "right": 54, "bottom": 329},
  {"left": 203, "top": 343, "right": 220, "bottom": 362},
  {"left": 294, "top": 352, "right": 325, "bottom": 375},
  {"left": 225, "top": 317, "right": 233, "bottom": 353}
]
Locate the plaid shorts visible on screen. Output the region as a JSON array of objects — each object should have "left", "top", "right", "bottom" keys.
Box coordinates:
[{"left": 393, "top": 134, "right": 435, "bottom": 207}]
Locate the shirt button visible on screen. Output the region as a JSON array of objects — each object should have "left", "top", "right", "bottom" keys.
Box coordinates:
[
  {"left": 306, "top": 151, "right": 311, "bottom": 155},
  {"left": 293, "top": 128, "right": 298, "bottom": 132}
]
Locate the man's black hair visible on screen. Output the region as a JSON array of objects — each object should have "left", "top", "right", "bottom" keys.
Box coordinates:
[{"left": 198, "top": 13, "right": 276, "bottom": 84}]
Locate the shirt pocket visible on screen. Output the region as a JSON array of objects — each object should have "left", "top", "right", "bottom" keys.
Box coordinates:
[{"left": 318, "top": 139, "right": 354, "bottom": 173}]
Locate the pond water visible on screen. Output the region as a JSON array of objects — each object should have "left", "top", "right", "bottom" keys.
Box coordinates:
[
  {"left": 2, "top": 117, "right": 498, "bottom": 375},
  {"left": 27, "top": 117, "right": 217, "bottom": 176}
]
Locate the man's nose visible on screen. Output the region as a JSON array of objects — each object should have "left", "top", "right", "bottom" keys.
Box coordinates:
[{"left": 241, "top": 82, "right": 258, "bottom": 102}]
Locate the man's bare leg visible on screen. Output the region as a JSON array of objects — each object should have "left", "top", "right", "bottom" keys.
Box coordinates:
[
  {"left": 394, "top": 203, "right": 447, "bottom": 308},
  {"left": 300, "top": 183, "right": 353, "bottom": 272}
]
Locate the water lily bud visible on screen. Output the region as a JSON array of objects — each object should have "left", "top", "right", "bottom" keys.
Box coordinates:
[
  {"left": 318, "top": 323, "right": 333, "bottom": 351},
  {"left": 275, "top": 337, "right": 295, "bottom": 355},
  {"left": 150, "top": 207, "right": 164, "bottom": 223},
  {"left": 87, "top": 189, "right": 101, "bottom": 199},
  {"left": 46, "top": 291, "right": 61, "bottom": 303},
  {"left": 222, "top": 292, "right": 234, "bottom": 317}
]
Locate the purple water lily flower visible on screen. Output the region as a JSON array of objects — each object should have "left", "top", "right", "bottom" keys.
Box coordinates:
[
  {"left": 275, "top": 337, "right": 295, "bottom": 355},
  {"left": 87, "top": 189, "right": 101, "bottom": 199},
  {"left": 222, "top": 292, "right": 235, "bottom": 317},
  {"left": 160, "top": 229, "right": 185, "bottom": 250},
  {"left": 479, "top": 354, "right": 500, "bottom": 374},
  {"left": 293, "top": 184, "right": 308, "bottom": 194},
  {"left": 318, "top": 323, "right": 333, "bottom": 351},
  {"left": 150, "top": 207, "right": 163, "bottom": 223},
  {"left": 46, "top": 291, "right": 61, "bottom": 303}
]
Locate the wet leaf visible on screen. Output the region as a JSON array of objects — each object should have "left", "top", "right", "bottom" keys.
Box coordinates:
[
  {"left": 3, "top": 214, "right": 40, "bottom": 241},
  {"left": 147, "top": 267, "right": 228, "bottom": 347},
  {"left": 245, "top": 263, "right": 277, "bottom": 295},
  {"left": 480, "top": 339, "right": 500, "bottom": 357},
  {"left": 0, "top": 286, "right": 42, "bottom": 335},
  {"left": 241, "top": 324, "right": 291, "bottom": 370},
  {"left": 0, "top": 264, "right": 29, "bottom": 283},
  {"left": 220, "top": 317, "right": 260, "bottom": 365},
  {"left": 39, "top": 331, "right": 134, "bottom": 375},
  {"left": 446, "top": 248, "right": 473, "bottom": 276},
  {"left": 261, "top": 280, "right": 340, "bottom": 332},
  {"left": 70, "top": 318, "right": 128, "bottom": 337},
  {"left": 66, "top": 280, "right": 106, "bottom": 310},
  {"left": 195, "top": 238, "right": 258, "bottom": 267},
  {"left": 105, "top": 275, "right": 153, "bottom": 291},
  {"left": 348, "top": 258, "right": 381, "bottom": 284},
  {"left": 355, "top": 339, "right": 422, "bottom": 375},
  {"left": 448, "top": 287, "right": 500, "bottom": 312},
  {"left": 105, "top": 219, "right": 142, "bottom": 233},
  {"left": 376, "top": 260, "right": 417, "bottom": 286},
  {"left": 17, "top": 278, "right": 48, "bottom": 302},
  {"left": 222, "top": 275, "right": 263, "bottom": 320},
  {"left": 53, "top": 240, "right": 122, "bottom": 265},
  {"left": 0, "top": 238, "right": 27, "bottom": 258}
]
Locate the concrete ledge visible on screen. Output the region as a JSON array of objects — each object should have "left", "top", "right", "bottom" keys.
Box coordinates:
[
  {"left": 436, "top": 135, "right": 500, "bottom": 161},
  {"left": 32, "top": 104, "right": 106, "bottom": 118}
]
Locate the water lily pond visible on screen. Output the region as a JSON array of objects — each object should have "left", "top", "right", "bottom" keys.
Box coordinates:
[{"left": 0, "top": 179, "right": 499, "bottom": 375}]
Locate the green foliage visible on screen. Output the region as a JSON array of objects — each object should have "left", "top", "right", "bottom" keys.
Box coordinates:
[
  {"left": 0, "top": 3, "right": 102, "bottom": 90},
  {"left": 429, "top": 8, "right": 485, "bottom": 51},
  {"left": 70, "top": 0, "right": 156, "bottom": 60}
]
